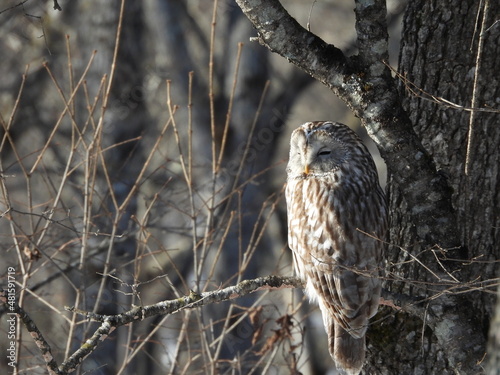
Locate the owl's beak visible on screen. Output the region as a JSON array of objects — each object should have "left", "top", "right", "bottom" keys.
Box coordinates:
[{"left": 304, "top": 165, "right": 310, "bottom": 175}]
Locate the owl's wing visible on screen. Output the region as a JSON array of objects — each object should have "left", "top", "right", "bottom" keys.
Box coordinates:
[
  {"left": 286, "top": 177, "right": 384, "bottom": 338},
  {"left": 309, "top": 257, "right": 379, "bottom": 339},
  {"left": 310, "top": 201, "right": 383, "bottom": 338}
]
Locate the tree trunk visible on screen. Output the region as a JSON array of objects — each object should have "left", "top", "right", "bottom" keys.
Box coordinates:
[{"left": 368, "top": 1, "right": 500, "bottom": 374}]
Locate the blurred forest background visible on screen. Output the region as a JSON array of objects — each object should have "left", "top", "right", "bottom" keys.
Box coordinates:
[
  {"left": 2, "top": 0, "right": 500, "bottom": 374},
  {"left": 3, "top": 0, "right": 500, "bottom": 372},
  {"left": 0, "top": 1, "right": 406, "bottom": 374}
]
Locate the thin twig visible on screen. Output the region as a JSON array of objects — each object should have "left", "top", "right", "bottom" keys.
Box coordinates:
[
  {"left": 216, "top": 42, "right": 244, "bottom": 171},
  {"left": 0, "top": 0, "right": 28, "bottom": 15},
  {"left": 385, "top": 60, "right": 500, "bottom": 114}
]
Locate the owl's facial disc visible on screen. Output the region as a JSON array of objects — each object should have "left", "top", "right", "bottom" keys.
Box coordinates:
[
  {"left": 302, "top": 132, "right": 347, "bottom": 175},
  {"left": 304, "top": 146, "right": 333, "bottom": 174},
  {"left": 287, "top": 124, "right": 349, "bottom": 178}
]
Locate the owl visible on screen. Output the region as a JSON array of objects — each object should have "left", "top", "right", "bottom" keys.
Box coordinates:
[{"left": 285, "top": 121, "right": 387, "bottom": 375}]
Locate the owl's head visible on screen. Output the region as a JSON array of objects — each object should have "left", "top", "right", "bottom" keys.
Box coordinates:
[{"left": 286, "top": 121, "right": 369, "bottom": 179}]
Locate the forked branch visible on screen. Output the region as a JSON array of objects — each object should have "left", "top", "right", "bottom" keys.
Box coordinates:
[{"left": 1, "top": 276, "right": 302, "bottom": 374}]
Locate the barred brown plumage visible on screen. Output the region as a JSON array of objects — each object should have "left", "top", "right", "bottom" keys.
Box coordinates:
[{"left": 285, "top": 121, "right": 387, "bottom": 375}]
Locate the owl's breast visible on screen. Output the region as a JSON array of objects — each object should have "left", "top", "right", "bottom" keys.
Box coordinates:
[{"left": 286, "top": 177, "right": 341, "bottom": 254}]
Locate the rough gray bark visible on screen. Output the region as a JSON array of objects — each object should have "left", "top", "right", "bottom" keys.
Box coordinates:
[
  {"left": 488, "top": 282, "right": 500, "bottom": 374},
  {"left": 386, "top": 1, "right": 499, "bottom": 374},
  {"left": 235, "top": 0, "right": 499, "bottom": 374}
]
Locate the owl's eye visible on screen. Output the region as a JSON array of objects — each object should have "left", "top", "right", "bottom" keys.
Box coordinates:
[{"left": 318, "top": 150, "right": 331, "bottom": 156}]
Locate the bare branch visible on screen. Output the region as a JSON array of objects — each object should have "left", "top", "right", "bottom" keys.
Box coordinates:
[
  {"left": 0, "top": 1, "right": 28, "bottom": 15},
  {"left": 0, "top": 290, "right": 61, "bottom": 375},
  {"left": 67, "top": 275, "right": 303, "bottom": 323},
  {"left": 0, "top": 276, "right": 302, "bottom": 374},
  {"left": 386, "top": 61, "right": 500, "bottom": 114},
  {"left": 60, "top": 275, "right": 302, "bottom": 372},
  {"left": 3, "top": 268, "right": 493, "bottom": 374}
]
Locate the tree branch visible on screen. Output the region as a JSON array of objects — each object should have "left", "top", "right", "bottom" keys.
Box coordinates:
[
  {"left": 66, "top": 275, "right": 303, "bottom": 321},
  {"left": 62, "top": 275, "right": 302, "bottom": 373},
  {"left": 4, "top": 273, "right": 482, "bottom": 374},
  {"left": 53, "top": 0, "right": 62, "bottom": 11},
  {"left": 235, "top": 0, "right": 460, "bottom": 251},
  {"left": 354, "top": 0, "right": 389, "bottom": 76},
  {"left": 0, "top": 290, "right": 61, "bottom": 375},
  {"left": 1, "top": 276, "right": 302, "bottom": 374}
]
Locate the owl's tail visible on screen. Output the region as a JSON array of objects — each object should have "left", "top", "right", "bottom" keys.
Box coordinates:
[{"left": 329, "top": 321, "right": 365, "bottom": 375}]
